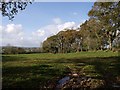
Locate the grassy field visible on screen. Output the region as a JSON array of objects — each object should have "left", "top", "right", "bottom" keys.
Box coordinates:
[{"left": 2, "top": 51, "right": 120, "bottom": 89}]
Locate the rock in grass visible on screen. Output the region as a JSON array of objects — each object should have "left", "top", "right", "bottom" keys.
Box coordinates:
[
  {"left": 72, "top": 73, "right": 78, "bottom": 77},
  {"left": 87, "top": 78, "right": 92, "bottom": 82}
]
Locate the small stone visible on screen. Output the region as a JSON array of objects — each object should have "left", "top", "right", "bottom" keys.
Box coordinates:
[
  {"left": 70, "top": 78, "right": 74, "bottom": 81},
  {"left": 87, "top": 78, "right": 92, "bottom": 82},
  {"left": 81, "top": 77, "right": 87, "bottom": 80},
  {"left": 73, "top": 82, "right": 76, "bottom": 84},
  {"left": 80, "top": 81, "right": 84, "bottom": 85},
  {"left": 68, "top": 73, "right": 72, "bottom": 76},
  {"left": 72, "top": 73, "right": 78, "bottom": 77}
]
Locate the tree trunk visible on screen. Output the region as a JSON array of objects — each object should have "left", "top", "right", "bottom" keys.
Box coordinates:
[{"left": 108, "top": 35, "right": 112, "bottom": 50}]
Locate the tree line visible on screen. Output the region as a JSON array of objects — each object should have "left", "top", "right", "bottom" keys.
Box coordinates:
[
  {"left": 1, "top": 45, "right": 42, "bottom": 54},
  {"left": 42, "top": 2, "right": 120, "bottom": 53}
]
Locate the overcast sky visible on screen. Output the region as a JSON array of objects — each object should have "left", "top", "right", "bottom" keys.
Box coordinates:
[{"left": 1, "top": 2, "right": 94, "bottom": 47}]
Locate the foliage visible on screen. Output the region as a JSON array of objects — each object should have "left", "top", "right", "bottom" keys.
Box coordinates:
[
  {"left": 1, "top": 0, "right": 32, "bottom": 20},
  {"left": 79, "top": 19, "right": 106, "bottom": 50},
  {"left": 42, "top": 2, "right": 120, "bottom": 53},
  {"left": 43, "top": 29, "right": 83, "bottom": 53},
  {"left": 2, "top": 46, "right": 26, "bottom": 54},
  {"left": 88, "top": 2, "right": 120, "bottom": 50},
  {"left": 2, "top": 45, "right": 41, "bottom": 54}
]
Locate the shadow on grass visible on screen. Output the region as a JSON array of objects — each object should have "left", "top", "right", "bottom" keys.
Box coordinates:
[
  {"left": 2, "top": 55, "right": 120, "bottom": 89},
  {"left": 88, "top": 56, "right": 120, "bottom": 88},
  {"left": 47, "top": 56, "right": 120, "bottom": 66},
  {"left": 2, "top": 56, "right": 29, "bottom": 62},
  {"left": 69, "top": 56, "right": 120, "bottom": 88},
  {"left": 2, "top": 64, "right": 70, "bottom": 88},
  {"left": 51, "top": 56, "right": 120, "bottom": 88}
]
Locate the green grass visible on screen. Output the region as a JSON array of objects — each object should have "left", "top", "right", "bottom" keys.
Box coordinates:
[{"left": 2, "top": 51, "right": 120, "bottom": 88}]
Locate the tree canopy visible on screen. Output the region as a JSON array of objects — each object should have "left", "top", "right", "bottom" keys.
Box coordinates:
[
  {"left": 42, "top": 2, "right": 120, "bottom": 53},
  {"left": 88, "top": 2, "right": 120, "bottom": 50},
  {"left": 1, "top": 1, "right": 120, "bottom": 52}
]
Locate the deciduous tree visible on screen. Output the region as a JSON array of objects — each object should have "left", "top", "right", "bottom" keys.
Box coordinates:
[{"left": 88, "top": 2, "right": 120, "bottom": 50}]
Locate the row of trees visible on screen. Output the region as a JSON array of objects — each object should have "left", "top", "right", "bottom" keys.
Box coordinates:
[
  {"left": 43, "top": 30, "right": 82, "bottom": 53},
  {"left": 42, "top": 2, "right": 120, "bottom": 53},
  {"left": 1, "top": 45, "right": 42, "bottom": 54},
  {"left": 2, "top": 46, "right": 25, "bottom": 54}
]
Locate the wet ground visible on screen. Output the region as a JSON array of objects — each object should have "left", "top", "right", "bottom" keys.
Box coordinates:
[
  {"left": 47, "top": 67, "right": 120, "bottom": 90},
  {"left": 55, "top": 69, "right": 120, "bottom": 90},
  {"left": 55, "top": 75, "right": 120, "bottom": 90}
]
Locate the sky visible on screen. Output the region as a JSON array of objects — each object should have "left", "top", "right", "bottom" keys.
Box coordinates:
[{"left": 1, "top": 2, "right": 94, "bottom": 47}]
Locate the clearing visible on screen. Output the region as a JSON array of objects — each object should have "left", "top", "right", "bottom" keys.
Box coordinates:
[{"left": 2, "top": 51, "right": 120, "bottom": 89}]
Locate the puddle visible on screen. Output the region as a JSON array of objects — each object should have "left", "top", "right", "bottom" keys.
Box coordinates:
[
  {"left": 112, "top": 83, "right": 120, "bottom": 88},
  {"left": 56, "top": 76, "right": 70, "bottom": 88}
]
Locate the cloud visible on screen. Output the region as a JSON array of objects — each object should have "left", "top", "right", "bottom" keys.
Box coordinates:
[
  {"left": 0, "top": 25, "right": 2, "bottom": 46},
  {"left": 1, "top": 24, "right": 24, "bottom": 46},
  {"left": 73, "top": 12, "right": 78, "bottom": 15},
  {"left": 32, "top": 29, "right": 45, "bottom": 37},
  {"left": 1, "top": 23, "right": 51, "bottom": 47},
  {"left": 33, "top": 24, "right": 58, "bottom": 42},
  {"left": 1, "top": 18, "right": 83, "bottom": 47},
  {"left": 53, "top": 17, "right": 62, "bottom": 24},
  {"left": 57, "top": 22, "right": 76, "bottom": 30},
  {"left": 35, "top": 21, "right": 78, "bottom": 39},
  {"left": 5, "top": 24, "right": 23, "bottom": 34},
  {"left": 0, "top": 25, "right": 2, "bottom": 34}
]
